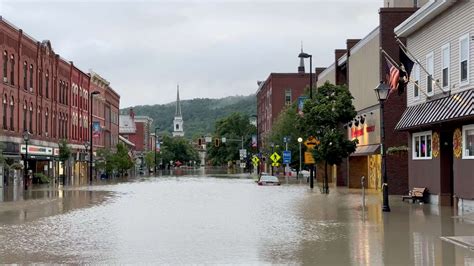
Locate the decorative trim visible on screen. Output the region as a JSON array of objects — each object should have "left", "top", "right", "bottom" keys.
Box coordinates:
[
  {"left": 432, "top": 132, "right": 439, "bottom": 158},
  {"left": 453, "top": 128, "right": 462, "bottom": 158}
]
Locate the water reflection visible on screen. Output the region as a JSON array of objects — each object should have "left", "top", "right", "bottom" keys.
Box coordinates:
[{"left": 0, "top": 176, "right": 472, "bottom": 264}]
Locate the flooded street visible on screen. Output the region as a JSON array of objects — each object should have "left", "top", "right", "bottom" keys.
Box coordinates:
[{"left": 1, "top": 175, "right": 473, "bottom": 264}]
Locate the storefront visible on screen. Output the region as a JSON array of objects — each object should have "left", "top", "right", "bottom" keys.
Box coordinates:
[
  {"left": 347, "top": 108, "right": 381, "bottom": 190},
  {"left": 20, "top": 144, "right": 58, "bottom": 182},
  {"left": 396, "top": 89, "right": 474, "bottom": 208}
]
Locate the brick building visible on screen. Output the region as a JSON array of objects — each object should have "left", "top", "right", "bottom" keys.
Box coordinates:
[{"left": 0, "top": 17, "right": 120, "bottom": 186}]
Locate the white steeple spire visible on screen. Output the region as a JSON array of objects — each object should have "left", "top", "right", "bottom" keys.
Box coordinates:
[{"left": 172, "top": 84, "right": 184, "bottom": 137}]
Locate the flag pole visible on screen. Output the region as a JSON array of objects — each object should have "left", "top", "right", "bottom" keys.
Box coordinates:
[{"left": 395, "top": 36, "right": 445, "bottom": 94}]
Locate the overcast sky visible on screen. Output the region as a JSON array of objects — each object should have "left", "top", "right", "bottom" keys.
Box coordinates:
[{"left": 0, "top": 0, "right": 381, "bottom": 107}]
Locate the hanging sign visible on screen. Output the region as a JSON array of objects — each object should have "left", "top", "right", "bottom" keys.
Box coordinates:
[{"left": 92, "top": 121, "right": 101, "bottom": 138}]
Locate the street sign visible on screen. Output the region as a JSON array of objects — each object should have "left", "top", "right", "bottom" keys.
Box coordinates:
[
  {"left": 283, "top": 136, "right": 290, "bottom": 143},
  {"left": 240, "top": 163, "right": 246, "bottom": 168},
  {"left": 239, "top": 149, "right": 247, "bottom": 159},
  {"left": 251, "top": 155, "right": 260, "bottom": 166},
  {"left": 304, "top": 151, "right": 315, "bottom": 164},
  {"left": 272, "top": 162, "right": 280, "bottom": 167},
  {"left": 221, "top": 137, "right": 227, "bottom": 143},
  {"left": 270, "top": 152, "right": 281, "bottom": 163},
  {"left": 304, "top": 136, "right": 320, "bottom": 149},
  {"left": 283, "top": 150, "right": 291, "bottom": 164}
]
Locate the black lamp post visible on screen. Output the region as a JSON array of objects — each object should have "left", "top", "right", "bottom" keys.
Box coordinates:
[
  {"left": 374, "top": 81, "right": 390, "bottom": 212},
  {"left": 22, "top": 130, "right": 30, "bottom": 190},
  {"left": 84, "top": 140, "right": 90, "bottom": 181},
  {"left": 154, "top": 127, "right": 159, "bottom": 174},
  {"left": 298, "top": 51, "right": 314, "bottom": 189},
  {"left": 89, "top": 91, "right": 100, "bottom": 184}
]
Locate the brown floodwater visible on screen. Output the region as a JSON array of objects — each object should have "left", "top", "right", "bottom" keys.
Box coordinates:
[{"left": 0, "top": 175, "right": 473, "bottom": 264}]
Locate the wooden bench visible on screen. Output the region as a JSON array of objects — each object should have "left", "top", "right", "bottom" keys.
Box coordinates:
[{"left": 402, "top": 187, "right": 428, "bottom": 203}]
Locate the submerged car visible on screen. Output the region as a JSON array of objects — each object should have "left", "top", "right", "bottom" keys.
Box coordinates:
[{"left": 258, "top": 175, "right": 281, "bottom": 186}]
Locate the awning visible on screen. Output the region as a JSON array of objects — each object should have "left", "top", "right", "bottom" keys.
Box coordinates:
[
  {"left": 351, "top": 144, "right": 380, "bottom": 156},
  {"left": 119, "top": 135, "right": 136, "bottom": 147},
  {"left": 396, "top": 89, "right": 474, "bottom": 130}
]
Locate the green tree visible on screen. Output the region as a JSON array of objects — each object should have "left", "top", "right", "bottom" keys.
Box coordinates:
[
  {"left": 96, "top": 148, "right": 115, "bottom": 176},
  {"left": 159, "top": 135, "right": 199, "bottom": 167},
  {"left": 206, "top": 112, "right": 256, "bottom": 166},
  {"left": 58, "top": 139, "right": 71, "bottom": 183},
  {"left": 112, "top": 143, "right": 134, "bottom": 176},
  {"left": 144, "top": 151, "right": 159, "bottom": 170},
  {"left": 300, "top": 82, "right": 358, "bottom": 193}
]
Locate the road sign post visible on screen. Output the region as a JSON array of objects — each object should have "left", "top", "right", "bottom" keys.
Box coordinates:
[{"left": 304, "top": 136, "right": 319, "bottom": 189}]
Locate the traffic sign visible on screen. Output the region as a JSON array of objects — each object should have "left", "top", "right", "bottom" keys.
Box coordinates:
[
  {"left": 251, "top": 155, "right": 260, "bottom": 166},
  {"left": 304, "top": 151, "right": 315, "bottom": 164},
  {"left": 283, "top": 150, "right": 291, "bottom": 164},
  {"left": 270, "top": 152, "right": 281, "bottom": 163},
  {"left": 272, "top": 162, "right": 280, "bottom": 167},
  {"left": 304, "top": 136, "right": 320, "bottom": 149},
  {"left": 239, "top": 149, "right": 247, "bottom": 159},
  {"left": 240, "top": 163, "right": 246, "bottom": 168}
]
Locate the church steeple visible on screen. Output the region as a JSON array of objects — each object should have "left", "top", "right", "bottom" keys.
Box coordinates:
[
  {"left": 298, "top": 42, "right": 305, "bottom": 74},
  {"left": 175, "top": 84, "right": 182, "bottom": 117},
  {"left": 172, "top": 84, "right": 184, "bottom": 137}
]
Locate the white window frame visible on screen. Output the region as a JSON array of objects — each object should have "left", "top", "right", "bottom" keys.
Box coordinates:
[
  {"left": 462, "top": 124, "right": 474, "bottom": 159},
  {"left": 459, "top": 34, "right": 470, "bottom": 87},
  {"left": 412, "top": 131, "right": 432, "bottom": 160},
  {"left": 426, "top": 52, "right": 434, "bottom": 96},
  {"left": 441, "top": 43, "right": 450, "bottom": 90},
  {"left": 285, "top": 88, "right": 292, "bottom": 106},
  {"left": 413, "top": 64, "right": 420, "bottom": 101}
]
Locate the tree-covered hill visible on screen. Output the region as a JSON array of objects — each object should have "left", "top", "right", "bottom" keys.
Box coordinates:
[{"left": 121, "top": 94, "right": 256, "bottom": 139}]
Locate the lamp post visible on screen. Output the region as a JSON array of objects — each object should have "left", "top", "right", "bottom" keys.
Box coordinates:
[
  {"left": 89, "top": 91, "right": 100, "bottom": 184},
  {"left": 374, "top": 81, "right": 390, "bottom": 212},
  {"left": 298, "top": 51, "right": 314, "bottom": 189},
  {"left": 154, "top": 127, "right": 159, "bottom": 174},
  {"left": 270, "top": 142, "right": 274, "bottom": 176},
  {"left": 84, "top": 141, "right": 90, "bottom": 181},
  {"left": 22, "top": 130, "right": 30, "bottom": 190},
  {"left": 297, "top": 137, "right": 303, "bottom": 178}
]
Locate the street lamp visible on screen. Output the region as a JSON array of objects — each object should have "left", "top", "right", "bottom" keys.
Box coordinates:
[
  {"left": 297, "top": 137, "right": 303, "bottom": 178},
  {"left": 374, "top": 81, "right": 390, "bottom": 212},
  {"left": 298, "top": 51, "right": 314, "bottom": 189},
  {"left": 298, "top": 52, "right": 313, "bottom": 99},
  {"left": 22, "top": 130, "right": 30, "bottom": 190},
  {"left": 270, "top": 142, "right": 274, "bottom": 176},
  {"left": 154, "top": 127, "right": 159, "bottom": 174},
  {"left": 89, "top": 91, "right": 100, "bottom": 184}
]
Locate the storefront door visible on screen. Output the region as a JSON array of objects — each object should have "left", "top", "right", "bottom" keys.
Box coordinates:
[{"left": 440, "top": 131, "right": 454, "bottom": 206}]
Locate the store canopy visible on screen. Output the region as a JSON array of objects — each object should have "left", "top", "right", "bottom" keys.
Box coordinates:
[
  {"left": 396, "top": 89, "right": 473, "bottom": 130},
  {"left": 351, "top": 144, "right": 380, "bottom": 156}
]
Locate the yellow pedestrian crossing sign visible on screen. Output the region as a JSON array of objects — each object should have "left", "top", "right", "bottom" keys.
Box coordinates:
[
  {"left": 251, "top": 156, "right": 260, "bottom": 166},
  {"left": 272, "top": 162, "right": 280, "bottom": 167},
  {"left": 270, "top": 152, "right": 281, "bottom": 163}
]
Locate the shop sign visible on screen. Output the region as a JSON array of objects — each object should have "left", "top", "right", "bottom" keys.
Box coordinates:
[
  {"left": 20, "top": 145, "right": 53, "bottom": 156},
  {"left": 53, "top": 148, "right": 60, "bottom": 156},
  {"left": 348, "top": 109, "right": 381, "bottom": 146}
]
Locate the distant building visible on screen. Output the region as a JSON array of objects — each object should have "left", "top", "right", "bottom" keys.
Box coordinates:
[
  {"left": 256, "top": 47, "right": 315, "bottom": 149},
  {"left": 172, "top": 85, "right": 184, "bottom": 137}
]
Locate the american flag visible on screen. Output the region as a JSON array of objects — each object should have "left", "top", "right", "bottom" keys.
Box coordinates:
[{"left": 385, "top": 57, "right": 400, "bottom": 94}]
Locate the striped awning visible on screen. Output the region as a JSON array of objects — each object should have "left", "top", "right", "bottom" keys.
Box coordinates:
[{"left": 396, "top": 89, "right": 474, "bottom": 130}]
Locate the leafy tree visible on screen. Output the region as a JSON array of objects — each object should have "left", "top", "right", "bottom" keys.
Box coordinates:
[
  {"left": 159, "top": 135, "right": 199, "bottom": 167},
  {"left": 206, "top": 112, "right": 256, "bottom": 166},
  {"left": 300, "top": 82, "right": 358, "bottom": 193},
  {"left": 112, "top": 143, "right": 134, "bottom": 176},
  {"left": 144, "top": 151, "right": 159, "bottom": 170},
  {"left": 58, "top": 139, "right": 71, "bottom": 183},
  {"left": 96, "top": 148, "right": 115, "bottom": 176}
]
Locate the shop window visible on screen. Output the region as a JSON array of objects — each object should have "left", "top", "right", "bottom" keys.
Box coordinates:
[
  {"left": 462, "top": 125, "right": 474, "bottom": 159},
  {"left": 459, "top": 34, "right": 469, "bottom": 85},
  {"left": 413, "top": 131, "right": 432, "bottom": 160}
]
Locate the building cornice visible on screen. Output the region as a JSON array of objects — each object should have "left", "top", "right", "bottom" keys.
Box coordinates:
[{"left": 394, "top": 0, "right": 457, "bottom": 37}]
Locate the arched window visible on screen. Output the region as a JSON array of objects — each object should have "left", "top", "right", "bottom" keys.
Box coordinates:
[
  {"left": 45, "top": 70, "right": 49, "bottom": 98},
  {"left": 37, "top": 106, "right": 42, "bottom": 135},
  {"left": 58, "top": 81, "right": 62, "bottom": 103},
  {"left": 10, "top": 55, "right": 14, "bottom": 85},
  {"left": 23, "top": 100, "right": 27, "bottom": 131},
  {"left": 29, "top": 103, "right": 33, "bottom": 133},
  {"left": 29, "top": 64, "right": 33, "bottom": 91},
  {"left": 45, "top": 108, "right": 49, "bottom": 136},
  {"left": 65, "top": 114, "right": 68, "bottom": 138},
  {"left": 3, "top": 51, "right": 7, "bottom": 81},
  {"left": 23, "top": 61, "right": 27, "bottom": 90},
  {"left": 65, "top": 83, "right": 68, "bottom": 105},
  {"left": 38, "top": 69, "right": 42, "bottom": 96},
  {"left": 2, "top": 94, "right": 7, "bottom": 130},
  {"left": 9, "top": 96, "right": 14, "bottom": 130}
]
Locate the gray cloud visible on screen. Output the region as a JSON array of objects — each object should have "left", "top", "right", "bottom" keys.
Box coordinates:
[{"left": 1, "top": 0, "right": 380, "bottom": 107}]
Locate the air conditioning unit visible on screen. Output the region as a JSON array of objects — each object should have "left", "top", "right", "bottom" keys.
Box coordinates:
[
  {"left": 29, "top": 87, "right": 33, "bottom": 92},
  {"left": 3, "top": 77, "right": 7, "bottom": 82}
]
